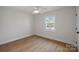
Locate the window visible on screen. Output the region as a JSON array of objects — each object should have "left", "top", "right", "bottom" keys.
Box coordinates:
[{"left": 45, "top": 16, "right": 55, "bottom": 31}]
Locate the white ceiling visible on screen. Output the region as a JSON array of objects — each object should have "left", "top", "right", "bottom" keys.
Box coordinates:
[{"left": 8, "top": 6, "right": 64, "bottom": 14}]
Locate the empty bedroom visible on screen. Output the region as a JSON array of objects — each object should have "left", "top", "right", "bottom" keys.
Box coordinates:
[{"left": 0, "top": 6, "right": 79, "bottom": 52}]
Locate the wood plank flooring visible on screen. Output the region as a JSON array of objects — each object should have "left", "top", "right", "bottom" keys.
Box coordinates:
[{"left": 0, "top": 35, "right": 76, "bottom": 52}]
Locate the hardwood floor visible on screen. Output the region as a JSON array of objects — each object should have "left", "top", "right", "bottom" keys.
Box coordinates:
[{"left": 0, "top": 35, "right": 76, "bottom": 52}]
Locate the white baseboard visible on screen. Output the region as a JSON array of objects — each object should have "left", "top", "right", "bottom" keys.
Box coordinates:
[
  {"left": 36, "top": 34, "right": 75, "bottom": 46},
  {"left": 0, "top": 34, "right": 33, "bottom": 45}
]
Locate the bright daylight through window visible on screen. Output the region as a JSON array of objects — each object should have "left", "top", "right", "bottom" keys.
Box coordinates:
[{"left": 45, "top": 16, "right": 55, "bottom": 31}]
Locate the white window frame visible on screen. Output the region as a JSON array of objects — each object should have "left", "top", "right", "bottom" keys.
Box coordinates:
[{"left": 44, "top": 16, "right": 56, "bottom": 31}]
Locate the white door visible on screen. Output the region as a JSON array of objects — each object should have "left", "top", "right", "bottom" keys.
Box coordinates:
[{"left": 77, "top": 7, "right": 79, "bottom": 51}]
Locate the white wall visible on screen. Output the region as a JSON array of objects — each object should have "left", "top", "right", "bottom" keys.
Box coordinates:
[
  {"left": 0, "top": 7, "right": 34, "bottom": 45},
  {"left": 34, "top": 7, "right": 76, "bottom": 45}
]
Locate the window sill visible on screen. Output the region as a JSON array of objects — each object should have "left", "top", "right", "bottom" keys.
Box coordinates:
[{"left": 44, "top": 29, "right": 56, "bottom": 32}]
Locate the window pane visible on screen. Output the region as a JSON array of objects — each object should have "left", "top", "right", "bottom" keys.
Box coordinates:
[{"left": 45, "top": 16, "right": 55, "bottom": 30}]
